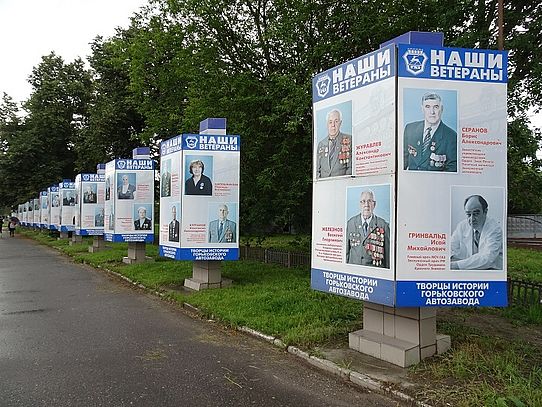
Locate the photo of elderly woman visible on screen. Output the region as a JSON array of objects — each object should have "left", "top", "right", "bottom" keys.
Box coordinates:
[{"left": 185, "top": 158, "right": 213, "bottom": 196}]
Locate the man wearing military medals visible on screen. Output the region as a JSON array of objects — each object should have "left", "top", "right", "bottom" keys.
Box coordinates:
[
  {"left": 316, "top": 108, "right": 352, "bottom": 178},
  {"left": 346, "top": 190, "right": 390, "bottom": 268},
  {"left": 403, "top": 92, "right": 457, "bottom": 172}
]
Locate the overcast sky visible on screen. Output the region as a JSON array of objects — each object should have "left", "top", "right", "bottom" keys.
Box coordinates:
[{"left": 0, "top": 0, "right": 147, "bottom": 104}]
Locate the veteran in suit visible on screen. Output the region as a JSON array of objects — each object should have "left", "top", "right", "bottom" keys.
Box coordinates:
[
  {"left": 450, "top": 195, "right": 503, "bottom": 270},
  {"left": 346, "top": 190, "right": 390, "bottom": 268},
  {"left": 168, "top": 205, "right": 180, "bottom": 242},
  {"left": 403, "top": 92, "right": 457, "bottom": 172},
  {"left": 134, "top": 207, "right": 152, "bottom": 230},
  {"left": 118, "top": 175, "right": 136, "bottom": 199},
  {"left": 316, "top": 109, "right": 352, "bottom": 178},
  {"left": 208, "top": 204, "right": 237, "bottom": 243}
]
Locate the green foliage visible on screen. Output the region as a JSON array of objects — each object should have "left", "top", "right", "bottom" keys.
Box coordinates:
[{"left": 2, "top": 0, "right": 542, "bottom": 221}]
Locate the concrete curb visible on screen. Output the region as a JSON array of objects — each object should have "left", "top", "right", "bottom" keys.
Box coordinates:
[{"left": 88, "top": 263, "right": 427, "bottom": 406}]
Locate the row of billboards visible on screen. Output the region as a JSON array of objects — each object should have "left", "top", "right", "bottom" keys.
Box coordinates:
[{"left": 14, "top": 129, "right": 240, "bottom": 262}]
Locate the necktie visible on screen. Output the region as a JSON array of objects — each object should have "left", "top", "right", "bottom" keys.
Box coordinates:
[
  {"left": 363, "top": 221, "right": 368, "bottom": 237},
  {"left": 329, "top": 138, "right": 337, "bottom": 163},
  {"left": 473, "top": 230, "right": 480, "bottom": 254},
  {"left": 422, "top": 127, "right": 432, "bottom": 153},
  {"left": 219, "top": 222, "right": 224, "bottom": 236}
]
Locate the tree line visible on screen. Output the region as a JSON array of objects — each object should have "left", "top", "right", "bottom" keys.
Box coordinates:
[{"left": 1, "top": 0, "right": 541, "bottom": 231}]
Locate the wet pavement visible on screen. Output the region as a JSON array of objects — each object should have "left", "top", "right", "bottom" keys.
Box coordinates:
[{"left": 0, "top": 234, "right": 408, "bottom": 406}]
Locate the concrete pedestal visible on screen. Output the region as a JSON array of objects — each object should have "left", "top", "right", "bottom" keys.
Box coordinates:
[
  {"left": 88, "top": 235, "right": 106, "bottom": 253},
  {"left": 349, "top": 302, "right": 451, "bottom": 367},
  {"left": 58, "top": 232, "right": 70, "bottom": 240},
  {"left": 122, "top": 242, "right": 147, "bottom": 264},
  {"left": 184, "top": 260, "right": 232, "bottom": 290},
  {"left": 70, "top": 234, "right": 83, "bottom": 245}
]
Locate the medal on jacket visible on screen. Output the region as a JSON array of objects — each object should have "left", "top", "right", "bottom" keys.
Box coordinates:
[
  {"left": 225, "top": 227, "right": 233, "bottom": 242},
  {"left": 407, "top": 145, "right": 417, "bottom": 157},
  {"left": 338, "top": 137, "right": 351, "bottom": 164},
  {"left": 349, "top": 231, "right": 361, "bottom": 247},
  {"left": 429, "top": 153, "right": 447, "bottom": 168},
  {"left": 364, "top": 227, "right": 385, "bottom": 266}
]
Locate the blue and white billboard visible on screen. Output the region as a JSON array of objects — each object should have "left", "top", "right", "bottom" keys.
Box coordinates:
[
  {"left": 39, "top": 191, "right": 48, "bottom": 228},
  {"left": 311, "top": 37, "right": 508, "bottom": 307},
  {"left": 396, "top": 44, "right": 508, "bottom": 307},
  {"left": 59, "top": 181, "right": 76, "bottom": 232},
  {"left": 75, "top": 173, "right": 105, "bottom": 236},
  {"left": 311, "top": 45, "right": 397, "bottom": 306},
  {"left": 104, "top": 157, "right": 155, "bottom": 243},
  {"left": 48, "top": 185, "right": 60, "bottom": 230},
  {"left": 159, "top": 133, "right": 240, "bottom": 261}
]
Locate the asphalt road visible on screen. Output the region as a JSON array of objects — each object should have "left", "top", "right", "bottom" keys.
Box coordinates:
[{"left": 0, "top": 234, "right": 404, "bottom": 407}]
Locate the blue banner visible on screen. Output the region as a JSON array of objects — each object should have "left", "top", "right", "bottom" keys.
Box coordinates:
[
  {"left": 398, "top": 44, "right": 508, "bottom": 83},
  {"left": 395, "top": 280, "right": 508, "bottom": 307},
  {"left": 77, "top": 229, "right": 104, "bottom": 236},
  {"left": 311, "top": 268, "right": 395, "bottom": 306},
  {"left": 159, "top": 246, "right": 239, "bottom": 261},
  {"left": 160, "top": 135, "right": 183, "bottom": 156},
  {"left": 104, "top": 233, "right": 154, "bottom": 243},
  {"left": 60, "top": 225, "right": 75, "bottom": 232},
  {"left": 182, "top": 134, "right": 240, "bottom": 152},
  {"left": 312, "top": 44, "right": 396, "bottom": 102},
  {"left": 81, "top": 173, "right": 105, "bottom": 182},
  {"left": 114, "top": 159, "right": 155, "bottom": 171}
]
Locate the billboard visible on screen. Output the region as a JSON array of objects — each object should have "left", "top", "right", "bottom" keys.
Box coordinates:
[
  {"left": 311, "top": 39, "right": 508, "bottom": 307},
  {"left": 159, "top": 133, "right": 240, "bottom": 261},
  {"left": 39, "top": 191, "right": 48, "bottom": 228},
  {"left": 59, "top": 181, "right": 76, "bottom": 232},
  {"left": 48, "top": 185, "right": 60, "bottom": 230},
  {"left": 104, "top": 158, "right": 155, "bottom": 243},
  {"left": 75, "top": 173, "right": 105, "bottom": 236},
  {"left": 311, "top": 45, "right": 397, "bottom": 305},
  {"left": 395, "top": 44, "right": 508, "bottom": 307}
]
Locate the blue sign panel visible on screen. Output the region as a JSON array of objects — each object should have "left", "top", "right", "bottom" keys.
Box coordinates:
[
  {"left": 159, "top": 246, "right": 239, "bottom": 261},
  {"left": 398, "top": 44, "right": 508, "bottom": 83},
  {"left": 396, "top": 281, "right": 508, "bottom": 307},
  {"left": 311, "top": 268, "right": 395, "bottom": 306},
  {"left": 104, "top": 233, "right": 154, "bottom": 243},
  {"left": 312, "top": 44, "right": 396, "bottom": 102}
]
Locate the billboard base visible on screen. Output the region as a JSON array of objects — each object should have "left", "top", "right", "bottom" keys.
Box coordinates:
[
  {"left": 184, "top": 260, "right": 232, "bottom": 291},
  {"left": 348, "top": 302, "right": 451, "bottom": 367}
]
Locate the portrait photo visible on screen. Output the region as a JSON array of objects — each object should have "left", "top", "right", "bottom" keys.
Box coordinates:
[
  {"left": 403, "top": 88, "right": 458, "bottom": 173},
  {"left": 184, "top": 155, "right": 213, "bottom": 196},
  {"left": 161, "top": 159, "right": 172, "bottom": 198},
  {"left": 168, "top": 203, "right": 180, "bottom": 242},
  {"left": 450, "top": 186, "right": 504, "bottom": 271},
  {"left": 105, "top": 177, "right": 111, "bottom": 201},
  {"left": 83, "top": 183, "right": 98, "bottom": 204},
  {"left": 345, "top": 184, "right": 391, "bottom": 268},
  {"left": 208, "top": 202, "right": 237, "bottom": 243},
  {"left": 117, "top": 173, "right": 137, "bottom": 200},
  {"left": 133, "top": 204, "right": 153, "bottom": 231},
  {"left": 62, "top": 190, "right": 75, "bottom": 206},
  {"left": 94, "top": 206, "right": 105, "bottom": 227},
  {"left": 315, "top": 101, "right": 353, "bottom": 179},
  {"left": 51, "top": 193, "right": 60, "bottom": 208}
]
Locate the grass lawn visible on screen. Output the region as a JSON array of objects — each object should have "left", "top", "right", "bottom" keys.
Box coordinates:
[{"left": 19, "top": 229, "right": 542, "bottom": 407}]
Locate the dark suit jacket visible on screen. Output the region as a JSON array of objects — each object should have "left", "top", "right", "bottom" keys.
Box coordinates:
[
  {"left": 134, "top": 218, "right": 152, "bottom": 230},
  {"left": 185, "top": 174, "right": 212, "bottom": 195},
  {"left": 316, "top": 132, "right": 352, "bottom": 178},
  {"left": 168, "top": 220, "right": 180, "bottom": 242},
  {"left": 118, "top": 184, "right": 136, "bottom": 199},
  {"left": 403, "top": 120, "right": 457, "bottom": 172}
]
